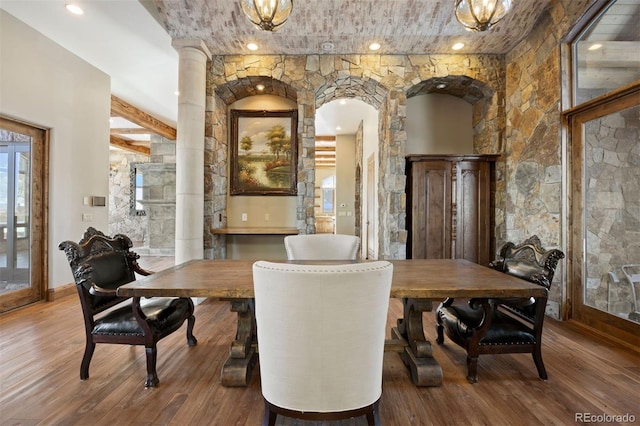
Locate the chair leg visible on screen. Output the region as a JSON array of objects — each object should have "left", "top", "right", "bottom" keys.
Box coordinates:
[
  {"left": 186, "top": 314, "right": 197, "bottom": 346},
  {"left": 466, "top": 355, "right": 478, "bottom": 383},
  {"left": 532, "top": 347, "right": 548, "bottom": 380},
  {"left": 80, "top": 341, "right": 95, "bottom": 380},
  {"left": 144, "top": 346, "right": 160, "bottom": 388},
  {"left": 366, "top": 400, "right": 381, "bottom": 426},
  {"left": 436, "top": 320, "right": 445, "bottom": 344},
  {"left": 263, "top": 401, "right": 277, "bottom": 426}
]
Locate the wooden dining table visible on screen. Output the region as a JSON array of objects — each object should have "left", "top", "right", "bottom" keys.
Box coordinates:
[{"left": 117, "top": 258, "right": 547, "bottom": 387}]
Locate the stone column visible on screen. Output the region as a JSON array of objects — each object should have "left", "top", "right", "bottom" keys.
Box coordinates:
[{"left": 172, "top": 39, "right": 211, "bottom": 265}]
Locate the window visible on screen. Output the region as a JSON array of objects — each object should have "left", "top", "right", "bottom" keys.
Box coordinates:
[
  {"left": 572, "top": 1, "right": 640, "bottom": 105},
  {"left": 129, "top": 163, "right": 146, "bottom": 216},
  {"left": 321, "top": 175, "right": 335, "bottom": 214}
]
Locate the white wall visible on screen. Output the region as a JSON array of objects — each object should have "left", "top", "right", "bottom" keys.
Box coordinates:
[
  {"left": 360, "top": 104, "right": 379, "bottom": 259},
  {"left": 227, "top": 95, "right": 297, "bottom": 228},
  {"left": 335, "top": 134, "right": 356, "bottom": 234},
  {"left": 0, "top": 11, "right": 111, "bottom": 289},
  {"left": 406, "top": 93, "right": 473, "bottom": 155}
]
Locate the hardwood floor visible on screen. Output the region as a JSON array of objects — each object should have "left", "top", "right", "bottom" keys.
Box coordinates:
[{"left": 1, "top": 257, "right": 638, "bottom": 425}]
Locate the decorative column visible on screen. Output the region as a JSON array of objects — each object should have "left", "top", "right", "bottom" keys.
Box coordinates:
[{"left": 172, "top": 39, "right": 211, "bottom": 265}]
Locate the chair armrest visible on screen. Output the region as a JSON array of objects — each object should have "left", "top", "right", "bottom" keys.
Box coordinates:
[
  {"left": 465, "top": 298, "right": 495, "bottom": 343},
  {"left": 440, "top": 297, "right": 455, "bottom": 308},
  {"left": 125, "top": 251, "right": 154, "bottom": 276},
  {"left": 88, "top": 282, "right": 118, "bottom": 297},
  {"left": 132, "top": 263, "right": 154, "bottom": 276},
  {"left": 490, "top": 296, "right": 535, "bottom": 307}
]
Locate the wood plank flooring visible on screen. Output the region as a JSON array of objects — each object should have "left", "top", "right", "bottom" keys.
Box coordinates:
[{"left": 1, "top": 257, "right": 639, "bottom": 425}]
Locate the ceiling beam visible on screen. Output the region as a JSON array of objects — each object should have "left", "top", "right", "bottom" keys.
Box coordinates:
[
  {"left": 110, "top": 95, "right": 176, "bottom": 140},
  {"left": 110, "top": 134, "right": 151, "bottom": 155},
  {"left": 110, "top": 127, "right": 151, "bottom": 134}
]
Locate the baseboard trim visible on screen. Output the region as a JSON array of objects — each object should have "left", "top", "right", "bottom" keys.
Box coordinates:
[
  {"left": 564, "top": 319, "right": 640, "bottom": 354},
  {"left": 47, "top": 283, "right": 75, "bottom": 302}
]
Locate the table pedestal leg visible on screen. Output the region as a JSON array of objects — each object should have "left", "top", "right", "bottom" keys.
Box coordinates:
[
  {"left": 393, "top": 298, "right": 443, "bottom": 386},
  {"left": 221, "top": 298, "right": 258, "bottom": 386}
]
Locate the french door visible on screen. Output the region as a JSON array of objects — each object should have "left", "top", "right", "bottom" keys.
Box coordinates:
[
  {"left": 0, "top": 117, "right": 47, "bottom": 312},
  {"left": 568, "top": 84, "right": 640, "bottom": 347}
]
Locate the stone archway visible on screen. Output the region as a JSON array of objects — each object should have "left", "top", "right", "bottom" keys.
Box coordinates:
[
  {"left": 313, "top": 76, "right": 391, "bottom": 256},
  {"left": 406, "top": 75, "right": 499, "bottom": 152},
  {"left": 404, "top": 74, "right": 507, "bottom": 248},
  {"left": 205, "top": 76, "right": 299, "bottom": 258},
  {"left": 204, "top": 55, "right": 506, "bottom": 259}
]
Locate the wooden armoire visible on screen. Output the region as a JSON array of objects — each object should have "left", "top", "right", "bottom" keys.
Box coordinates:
[{"left": 406, "top": 154, "right": 498, "bottom": 265}]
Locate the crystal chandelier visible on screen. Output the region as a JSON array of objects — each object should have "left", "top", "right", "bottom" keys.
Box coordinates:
[
  {"left": 240, "top": 0, "right": 294, "bottom": 32},
  {"left": 454, "top": 0, "right": 512, "bottom": 32}
]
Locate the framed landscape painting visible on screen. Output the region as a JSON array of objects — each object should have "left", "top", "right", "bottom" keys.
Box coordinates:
[{"left": 230, "top": 109, "right": 298, "bottom": 195}]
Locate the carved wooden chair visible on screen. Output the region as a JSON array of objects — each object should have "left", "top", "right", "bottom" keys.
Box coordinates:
[
  {"left": 253, "top": 260, "right": 393, "bottom": 425},
  {"left": 436, "top": 235, "right": 564, "bottom": 383},
  {"left": 58, "top": 227, "right": 196, "bottom": 387},
  {"left": 284, "top": 234, "right": 360, "bottom": 260}
]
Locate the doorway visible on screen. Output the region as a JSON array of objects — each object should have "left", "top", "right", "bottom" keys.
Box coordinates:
[
  {"left": 568, "top": 86, "right": 640, "bottom": 346},
  {"left": 0, "top": 117, "right": 47, "bottom": 312}
]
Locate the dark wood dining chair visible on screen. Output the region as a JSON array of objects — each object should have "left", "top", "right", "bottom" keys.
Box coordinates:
[
  {"left": 436, "top": 235, "right": 564, "bottom": 383},
  {"left": 58, "top": 227, "right": 196, "bottom": 387}
]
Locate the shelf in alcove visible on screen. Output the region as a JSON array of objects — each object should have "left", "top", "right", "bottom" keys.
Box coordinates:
[{"left": 211, "top": 227, "right": 298, "bottom": 235}]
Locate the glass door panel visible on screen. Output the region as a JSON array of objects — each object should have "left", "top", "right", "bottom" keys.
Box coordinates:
[
  {"left": 0, "top": 143, "right": 31, "bottom": 288},
  {"left": 0, "top": 115, "right": 44, "bottom": 313},
  {"left": 583, "top": 104, "right": 640, "bottom": 324},
  {"left": 569, "top": 87, "right": 640, "bottom": 347}
]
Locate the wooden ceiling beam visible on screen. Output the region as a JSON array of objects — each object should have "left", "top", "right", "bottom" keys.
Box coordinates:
[
  {"left": 110, "top": 128, "right": 151, "bottom": 135},
  {"left": 110, "top": 95, "right": 176, "bottom": 140},
  {"left": 110, "top": 134, "right": 150, "bottom": 155}
]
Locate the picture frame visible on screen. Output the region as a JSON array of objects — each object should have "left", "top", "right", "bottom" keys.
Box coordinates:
[{"left": 230, "top": 109, "right": 298, "bottom": 196}]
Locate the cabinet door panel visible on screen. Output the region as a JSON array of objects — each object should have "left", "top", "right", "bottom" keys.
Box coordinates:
[
  {"left": 411, "top": 161, "right": 451, "bottom": 259},
  {"left": 455, "top": 161, "right": 492, "bottom": 265}
]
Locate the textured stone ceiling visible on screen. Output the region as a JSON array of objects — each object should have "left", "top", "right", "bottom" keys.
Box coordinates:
[{"left": 152, "top": 0, "right": 554, "bottom": 55}]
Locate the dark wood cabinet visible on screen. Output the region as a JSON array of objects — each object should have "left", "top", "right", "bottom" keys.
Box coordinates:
[{"left": 406, "top": 154, "right": 498, "bottom": 265}]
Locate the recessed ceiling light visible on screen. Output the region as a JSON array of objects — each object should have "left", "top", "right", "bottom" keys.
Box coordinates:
[
  {"left": 247, "top": 43, "right": 259, "bottom": 51},
  {"left": 369, "top": 42, "right": 381, "bottom": 51},
  {"left": 256, "top": 84, "right": 265, "bottom": 91},
  {"left": 336, "top": 126, "right": 342, "bottom": 131},
  {"left": 339, "top": 99, "right": 347, "bottom": 105},
  {"left": 65, "top": 4, "right": 84, "bottom": 15},
  {"left": 321, "top": 42, "right": 335, "bottom": 51},
  {"left": 436, "top": 83, "right": 447, "bottom": 89},
  {"left": 452, "top": 42, "right": 465, "bottom": 51},
  {"left": 588, "top": 43, "right": 603, "bottom": 51}
]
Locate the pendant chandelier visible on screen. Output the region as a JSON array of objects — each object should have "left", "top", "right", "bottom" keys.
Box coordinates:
[
  {"left": 240, "top": 0, "right": 294, "bottom": 32},
  {"left": 454, "top": 0, "right": 512, "bottom": 32}
]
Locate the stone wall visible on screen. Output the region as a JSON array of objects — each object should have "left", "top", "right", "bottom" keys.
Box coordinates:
[
  {"left": 136, "top": 162, "right": 176, "bottom": 255},
  {"left": 504, "top": 0, "right": 595, "bottom": 317},
  {"left": 108, "top": 134, "right": 176, "bottom": 252},
  {"left": 108, "top": 151, "right": 148, "bottom": 244},
  {"left": 204, "top": 54, "right": 506, "bottom": 260}
]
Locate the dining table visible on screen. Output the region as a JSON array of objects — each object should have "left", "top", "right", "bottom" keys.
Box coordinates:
[{"left": 117, "top": 258, "right": 548, "bottom": 387}]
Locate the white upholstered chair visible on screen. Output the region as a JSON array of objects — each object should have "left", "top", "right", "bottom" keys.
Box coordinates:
[
  {"left": 284, "top": 234, "right": 360, "bottom": 260},
  {"left": 252, "top": 260, "right": 393, "bottom": 425}
]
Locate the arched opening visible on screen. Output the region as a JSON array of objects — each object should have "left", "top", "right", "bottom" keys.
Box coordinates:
[
  {"left": 315, "top": 78, "right": 386, "bottom": 259},
  {"left": 207, "top": 77, "right": 299, "bottom": 259},
  {"left": 406, "top": 75, "right": 497, "bottom": 154}
]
